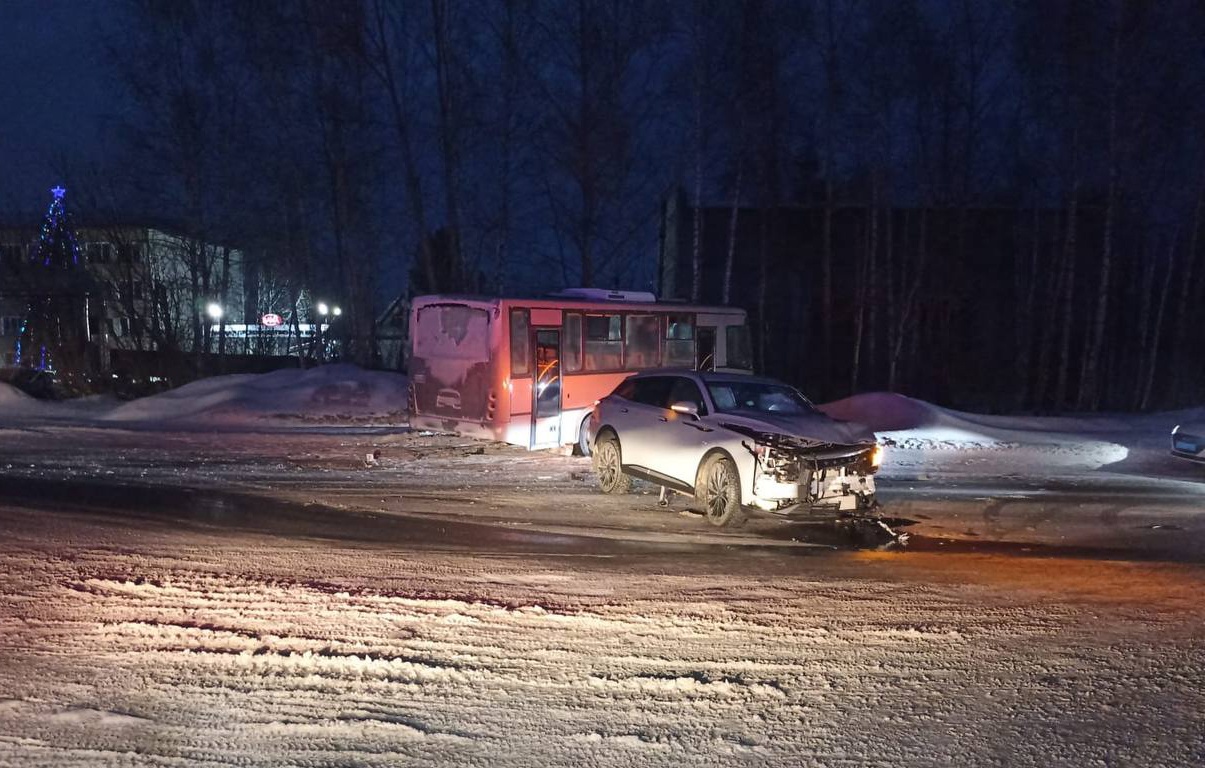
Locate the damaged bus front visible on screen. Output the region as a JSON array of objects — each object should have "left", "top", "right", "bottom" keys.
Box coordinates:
[{"left": 408, "top": 300, "right": 501, "bottom": 441}]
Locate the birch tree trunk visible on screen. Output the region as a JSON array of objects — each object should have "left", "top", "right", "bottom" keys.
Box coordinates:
[
  {"left": 367, "top": 0, "right": 438, "bottom": 293},
  {"left": 867, "top": 178, "right": 880, "bottom": 385},
  {"left": 1055, "top": 168, "right": 1080, "bottom": 410},
  {"left": 689, "top": 0, "right": 706, "bottom": 303},
  {"left": 1033, "top": 212, "right": 1060, "bottom": 409},
  {"left": 757, "top": 208, "right": 768, "bottom": 372},
  {"left": 1140, "top": 235, "right": 1177, "bottom": 409},
  {"left": 431, "top": 0, "right": 467, "bottom": 288},
  {"left": 821, "top": 179, "right": 834, "bottom": 388},
  {"left": 851, "top": 197, "right": 875, "bottom": 391},
  {"left": 1078, "top": 6, "right": 1123, "bottom": 410},
  {"left": 217, "top": 246, "right": 230, "bottom": 360},
  {"left": 1014, "top": 206, "right": 1039, "bottom": 409},
  {"left": 889, "top": 209, "right": 927, "bottom": 392},
  {"left": 721, "top": 159, "right": 743, "bottom": 305},
  {"left": 1171, "top": 179, "right": 1204, "bottom": 403}
]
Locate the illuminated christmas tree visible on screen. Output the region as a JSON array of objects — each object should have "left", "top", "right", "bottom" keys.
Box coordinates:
[
  {"left": 14, "top": 186, "right": 95, "bottom": 382},
  {"left": 35, "top": 186, "right": 83, "bottom": 269}
]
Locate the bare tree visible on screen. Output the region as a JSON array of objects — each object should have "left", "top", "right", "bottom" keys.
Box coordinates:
[{"left": 532, "top": 0, "right": 673, "bottom": 287}]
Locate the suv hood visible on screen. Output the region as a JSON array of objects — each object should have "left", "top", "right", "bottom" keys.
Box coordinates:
[{"left": 716, "top": 411, "right": 876, "bottom": 447}]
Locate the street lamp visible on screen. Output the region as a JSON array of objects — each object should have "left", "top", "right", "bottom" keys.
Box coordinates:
[
  {"left": 206, "top": 302, "right": 223, "bottom": 320},
  {"left": 317, "top": 302, "right": 329, "bottom": 316},
  {"left": 332, "top": 306, "right": 342, "bottom": 316}
]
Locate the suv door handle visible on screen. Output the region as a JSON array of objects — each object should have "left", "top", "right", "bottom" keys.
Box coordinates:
[
  {"left": 619, "top": 407, "right": 629, "bottom": 413},
  {"left": 658, "top": 416, "right": 668, "bottom": 422}
]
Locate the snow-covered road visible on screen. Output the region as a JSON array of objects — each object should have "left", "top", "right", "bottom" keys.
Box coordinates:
[
  {"left": 2, "top": 490, "right": 1204, "bottom": 767},
  {"left": 2, "top": 392, "right": 1205, "bottom": 764},
  {"left": 3, "top": 422, "right": 1205, "bottom": 559}
]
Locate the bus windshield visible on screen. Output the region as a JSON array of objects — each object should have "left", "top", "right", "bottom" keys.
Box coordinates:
[
  {"left": 414, "top": 304, "right": 489, "bottom": 361},
  {"left": 706, "top": 380, "right": 816, "bottom": 415}
]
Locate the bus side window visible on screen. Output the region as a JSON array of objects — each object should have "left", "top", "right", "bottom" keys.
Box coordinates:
[
  {"left": 564, "top": 313, "right": 582, "bottom": 372},
  {"left": 584, "top": 314, "right": 622, "bottom": 370},
  {"left": 625, "top": 315, "right": 659, "bottom": 369},
  {"left": 664, "top": 314, "right": 694, "bottom": 367},
  {"left": 510, "top": 309, "right": 530, "bottom": 375}
]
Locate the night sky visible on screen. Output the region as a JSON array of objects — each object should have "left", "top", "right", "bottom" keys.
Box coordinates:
[
  {"left": 2, "top": 0, "right": 1204, "bottom": 410},
  {"left": 0, "top": 1, "right": 121, "bottom": 214}
]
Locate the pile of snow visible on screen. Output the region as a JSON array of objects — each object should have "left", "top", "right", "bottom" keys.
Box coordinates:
[
  {"left": 0, "top": 382, "right": 35, "bottom": 411},
  {"left": 819, "top": 392, "right": 1141, "bottom": 470},
  {"left": 101, "top": 365, "right": 408, "bottom": 426},
  {"left": 820, "top": 392, "right": 1038, "bottom": 449},
  {"left": 820, "top": 391, "right": 1180, "bottom": 448}
]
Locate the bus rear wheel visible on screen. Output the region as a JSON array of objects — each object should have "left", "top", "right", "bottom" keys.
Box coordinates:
[
  {"left": 593, "top": 435, "right": 631, "bottom": 494},
  {"left": 575, "top": 416, "right": 593, "bottom": 457}
]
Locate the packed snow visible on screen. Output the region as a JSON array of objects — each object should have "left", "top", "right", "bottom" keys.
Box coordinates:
[
  {"left": 0, "top": 365, "right": 408, "bottom": 427},
  {"left": 2, "top": 371, "right": 1205, "bottom": 764},
  {"left": 0, "top": 382, "right": 32, "bottom": 408},
  {"left": 1, "top": 368, "right": 1197, "bottom": 471},
  {"left": 0, "top": 499, "right": 1202, "bottom": 767},
  {"left": 819, "top": 392, "right": 1203, "bottom": 476}
]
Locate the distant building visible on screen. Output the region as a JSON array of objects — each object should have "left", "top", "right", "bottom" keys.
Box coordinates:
[{"left": 0, "top": 221, "right": 253, "bottom": 371}]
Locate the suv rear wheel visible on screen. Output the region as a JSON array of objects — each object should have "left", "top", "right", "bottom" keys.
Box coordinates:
[
  {"left": 594, "top": 434, "right": 631, "bottom": 494},
  {"left": 697, "top": 454, "right": 746, "bottom": 527}
]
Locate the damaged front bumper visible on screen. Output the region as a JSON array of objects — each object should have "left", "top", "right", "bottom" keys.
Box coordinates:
[{"left": 744, "top": 440, "right": 881, "bottom": 516}]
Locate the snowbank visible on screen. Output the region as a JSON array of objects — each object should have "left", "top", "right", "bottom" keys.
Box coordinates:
[
  {"left": 818, "top": 391, "right": 1144, "bottom": 471},
  {"left": 819, "top": 392, "right": 1041, "bottom": 448},
  {"left": 821, "top": 392, "right": 1190, "bottom": 447},
  {"left": 101, "top": 365, "right": 409, "bottom": 426},
  {"left": 0, "top": 382, "right": 35, "bottom": 411}
]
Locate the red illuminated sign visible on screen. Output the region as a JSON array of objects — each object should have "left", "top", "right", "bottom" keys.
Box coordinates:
[{"left": 261, "top": 313, "right": 283, "bottom": 327}]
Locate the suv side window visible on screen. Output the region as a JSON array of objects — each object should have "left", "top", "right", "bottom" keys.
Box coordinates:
[
  {"left": 668, "top": 377, "right": 708, "bottom": 416},
  {"left": 630, "top": 377, "right": 673, "bottom": 409},
  {"left": 613, "top": 379, "right": 638, "bottom": 400}
]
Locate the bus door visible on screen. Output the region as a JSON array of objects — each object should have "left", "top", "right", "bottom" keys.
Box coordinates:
[
  {"left": 697, "top": 326, "right": 716, "bottom": 371},
  {"left": 531, "top": 328, "right": 562, "bottom": 449}
]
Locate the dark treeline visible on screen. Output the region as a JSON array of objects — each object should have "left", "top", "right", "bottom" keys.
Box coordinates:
[{"left": 77, "top": 0, "right": 1205, "bottom": 410}]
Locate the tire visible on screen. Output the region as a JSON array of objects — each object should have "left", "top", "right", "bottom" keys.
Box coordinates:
[
  {"left": 696, "top": 454, "right": 746, "bottom": 528},
  {"left": 574, "top": 415, "right": 592, "bottom": 457},
  {"left": 593, "top": 433, "right": 632, "bottom": 494}
]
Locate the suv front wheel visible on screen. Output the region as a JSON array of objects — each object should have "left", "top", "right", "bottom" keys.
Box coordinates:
[
  {"left": 594, "top": 434, "right": 632, "bottom": 494},
  {"left": 697, "top": 454, "right": 746, "bottom": 528}
]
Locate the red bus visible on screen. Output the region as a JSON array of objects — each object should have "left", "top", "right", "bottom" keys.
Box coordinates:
[{"left": 407, "top": 289, "right": 751, "bottom": 451}]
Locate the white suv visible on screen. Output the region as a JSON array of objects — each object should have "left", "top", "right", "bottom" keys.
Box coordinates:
[{"left": 590, "top": 371, "right": 881, "bottom": 526}]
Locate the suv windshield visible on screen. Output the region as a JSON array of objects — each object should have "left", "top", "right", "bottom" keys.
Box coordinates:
[{"left": 706, "top": 380, "right": 816, "bottom": 415}]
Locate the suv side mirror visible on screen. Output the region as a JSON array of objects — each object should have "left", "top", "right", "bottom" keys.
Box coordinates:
[{"left": 670, "top": 401, "right": 699, "bottom": 419}]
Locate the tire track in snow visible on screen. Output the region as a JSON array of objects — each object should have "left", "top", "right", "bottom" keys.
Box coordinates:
[{"left": 2, "top": 507, "right": 1204, "bottom": 766}]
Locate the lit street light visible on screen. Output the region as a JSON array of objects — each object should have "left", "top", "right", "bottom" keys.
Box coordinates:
[
  {"left": 206, "top": 303, "right": 223, "bottom": 320},
  {"left": 317, "top": 302, "right": 329, "bottom": 316},
  {"left": 332, "top": 306, "right": 342, "bottom": 316}
]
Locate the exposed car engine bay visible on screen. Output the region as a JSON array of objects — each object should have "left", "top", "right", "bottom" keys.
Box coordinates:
[{"left": 725, "top": 423, "right": 881, "bottom": 515}]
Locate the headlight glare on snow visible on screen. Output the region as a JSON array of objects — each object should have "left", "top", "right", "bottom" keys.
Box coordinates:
[{"left": 870, "top": 443, "right": 884, "bottom": 469}]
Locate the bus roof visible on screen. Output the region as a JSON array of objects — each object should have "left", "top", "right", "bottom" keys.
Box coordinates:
[{"left": 410, "top": 293, "right": 747, "bottom": 316}]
